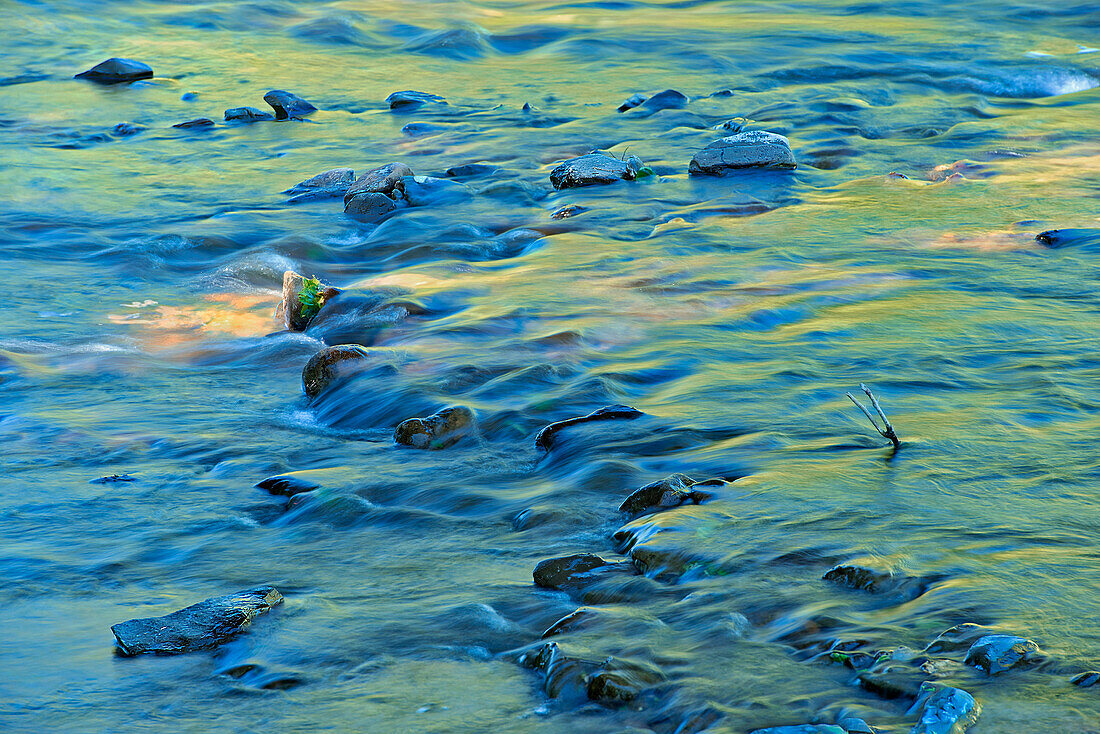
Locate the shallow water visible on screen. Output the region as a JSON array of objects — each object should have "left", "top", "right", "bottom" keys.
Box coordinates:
[{"left": 3, "top": 0, "right": 1100, "bottom": 732}]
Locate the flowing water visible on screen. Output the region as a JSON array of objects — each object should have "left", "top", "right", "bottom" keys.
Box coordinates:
[{"left": 3, "top": 0, "right": 1100, "bottom": 731}]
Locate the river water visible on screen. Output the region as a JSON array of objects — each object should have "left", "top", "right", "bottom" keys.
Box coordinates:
[{"left": 3, "top": 1, "right": 1100, "bottom": 732}]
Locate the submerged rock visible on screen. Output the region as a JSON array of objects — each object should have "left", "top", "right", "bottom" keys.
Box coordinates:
[
  {"left": 689, "top": 131, "right": 795, "bottom": 174},
  {"left": 278, "top": 270, "right": 339, "bottom": 332},
  {"left": 749, "top": 727, "right": 847, "bottom": 734},
  {"left": 386, "top": 90, "right": 446, "bottom": 110},
  {"left": 550, "top": 153, "right": 639, "bottom": 189},
  {"left": 822, "top": 559, "right": 929, "bottom": 601},
  {"left": 263, "top": 90, "right": 317, "bottom": 120},
  {"left": 394, "top": 406, "right": 476, "bottom": 449},
  {"left": 344, "top": 162, "right": 414, "bottom": 203},
  {"left": 302, "top": 345, "right": 370, "bottom": 399},
  {"left": 111, "top": 586, "right": 283, "bottom": 656},
  {"left": 617, "top": 93, "right": 647, "bottom": 112},
  {"left": 518, "top": 641, "right": 594, "bottom": 701},
  {"left": 533, "top": 553, "right": 621, "bottom": 590},
  {"left": 534, "top": 404, "right": 644, "bottom": 451},
  {"left": 586, "top": 671, "right": 638, "bottom": 703},
  {"left": 284, "top": 167, "right": 355, "bottom": 203},
  {"left": 924, "top": 624, "right": 993, "bottom": 655},
  {"left": 111, "top": 122, "right": 145, "bottom": 136},
  {"left": 172, "top": 118, "right": 214, "bottom": 129},
  {"left": 344, "top": 191, "right": 401, "bottom": 221},
  {"left": 908, "top": 684, "right": 980, "bottom": 734},
  {"left": 551, "top": 204, "right": 587, "bottom": 220},
  {"left": 964, "top": 634, "right": 1040, "bottom": 675},
  {"left": 618, "top": 473, "right": 722, "bottom": 517},
  {"left": 224, "top": 106, "right": 274, "bottom": 122},
  {"left": 75, "top": 58, "right": 153, "bottom": 84},
  {"left": 642, "top": 88, "right": 688, "bottom": 112},
  {"left": 255, "top": 474, "right": 320, "bottom": 497},
  {"left": 445, "top": 163, "right": 497, "bottom": 179},
  {"left": 1071, "top": 671, "right": 1100, "bottom": 687},
  {"left": 399, "top": 176, "right": 472, "bottom": 206}
]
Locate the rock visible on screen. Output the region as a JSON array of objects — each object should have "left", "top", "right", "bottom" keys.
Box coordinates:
[
  {"left": 172, "top": 118, "right": 214, "bottom": 129},
  {"left": 91, "top": 473, "right": 136, "bottom": 484},
  {"left": 549, "top": 153, "right": 639, "bottom": 189},
  {"left": 445, "top": 163, "right": 497, "bottom": 179},
  {"left": 617, "top": 93, "right": 647, "bottom": 112},
  {"left": 533, "top": 553, "right": 620, "bottom": 590},
  {"left": 344, "top": 192, "right": 400, "bottom": 221},
  {"left": 255, "top": 474, "right": 320, "bottom": 497},
  {"left": 907, "top": 685, "right": 980, "bottom": 734},
  {"left": 399, "top": 176, "right": 472, "bottom": 206},
  {"left": 1035, "top": 228, "right": 1100, "bottom": 248},
  {"left": 1071, "top": 671, "right": 1100, "bottom": 687},
  {"left": 401, "top": 122, "right": 442, "bottom": 137},
  {"left": 394, "top": 406, "right": 476, "bottom": 449},
  {"left": 518, "top": 641, "right": 594, "bottom": 701},
  {"left": 689, "top": 131, "right": 796, "bottom": 174},
  {"left": 716, "top": 117, "right": 748, "bottom": 133},
  {"left": 924, "top": 624, "right": 993, "bottom": 655},
  {"left": 551, "top": 204, "right": 587, "bottom": 220},
  {"left": 748, "top": 727, "right": 847, "bottom": 734},
  {"left": 386, "top": 90, "right": 446, "bottom": 110},
  {"left": 642, "top": 89, "right": 688, "bottom": 111},
  {"left": 75, "top": 58, "right": 153, "bottom": 84},
  {"left": 822, "top": 560, "right": 929, "bottom": 600},
  {"left": 278, "top": 270, "right": 339, "bottom": 332},
  {"left": 541, "top": 607, "right": 597, "bottom": 638},
  {"left": 284, "top": 167, "right": 355, "bottom": 203},
  {"left": 111, "top": 586, "right": 283, "bottom": 656},
  {"left": 344, "top": 162, "right": 414, "bottom": 204},
  {"left": 618, "top": 473, "right": 721, "bottom": 517},
  {"left": 586, "top": 671, "right": 639, "bottom": 703},
  {"left": 301, "top": 344, "right": 370, "bottom": 398},
  {"left": 534, "top": 404, "right": 644, "bottom": 451},
  {"left": 856, "top": 670, "right": 928, "bottom": 701},
  {"left": 111, "top": 122, "right": 145, "bottom": 136},
  {"left": 263, "top": 90, "right": 317, "bottom": 120},
  {"left": 224, "top": 106, "right": 275, "bottom": 122},
  {"left": 964, "top": 634, "right": 1040, "bottom": 675},
  {"left": 837, "top": 717, "right": 875, "bottom": 734}
]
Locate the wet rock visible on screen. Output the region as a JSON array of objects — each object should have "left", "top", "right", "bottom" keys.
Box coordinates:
[
  {"left": 224, "top": 106, "right": 274, "bottom": 122},
  {"left": 617, "top": 93, "right": 647, "bottom": 112},
  {"left": 642, "top": 89, "right": 688, "bottom": 112},
  {"left": 216, "top": 661, "right": 305, "bottom": 690},
  {"left": 551, "top": 204, "right": 587, "bottom": 220},
  {"left": 533, "top": 553, "right": 621, "bottom": 590},
  {"left": 1071, "top": 671, "right": 1100, "bottom": 687},
  {"left": 749, "top": 727, "right": 847, "bottom": 734},
  {"left": 344, "top": 162, "right": 414, "bottom": 203},
  {"left": 822, "top": 560, "right": 929, "bottom": 600},
  {"left": 587, "top": 671, "right": 639, "bottom": 703},
  {"left": 618, "top": 473, "right": 722, "bottom": 517},
  {"left": 284, "top": 167, "right": 355, "bottom": 203},
  {"left": 92, "top": 473, "right": 136, "bottom": 484},
  {"left": 856, "top": 670, "right": 928, "bottom": 701},
  {"left": 837, "top": 717, "right": 875, "bottom": 734},
  {"left": 301, "top": 344, "right": 370, "bottom": 399},
  {"left": 689, "top": 131, "right": 795, "bottom": 174},
  {"left": 111, "top": 122, "right": 145, "bottom": 136},
  {"left": 534, "top": 404, "right": 644, "bottom": 451},
  {"left": 963, "top": 634, "right": 1040, "bottom": 675},
  {"left": 401, "top": 122, "right": 442, "bottom": 137},
  {"left": 400, "top": 176, "right": 473, "bottom": 206},
  {"left": 75, "top": 58, "right": 153, "bottom": 84},
  {"left": 716, "top": 117, "right": 748, "bottom": 133},
  {"left": 1035, "top": 228, "right": 1100, "bottom": 248},
  {"left": 278, "top": 270, "right": 340, "bottom": 331},
  {"left": 445, "top": 162, "right": 497, "bottom": 179},
  {"left": 263, "top": 89, "right": 317, "bottom": 120},
  {"left": 172, "top": 118, "right": 214, "bottom": 129},
  {"left": 550, "top": 153, "right": 639, "bottom": 189},
  {"left": 518, "top": 641, "right": 594, "bottom": 701},
  {"left": 255, "top": 474, "right": 320, "bottom": 497},
  {"left": 542, "top": 607, "right": 598, "bottom": 638},
  {"left": 344, "top": 191, "right": 401, "bottom": 221},
  {"left": 111, "top": 586, "right": 283, "bottom": 656},
  {"left": 394, "top": 406, "right": 476, "bottom": 449},
  {"left": 924, "top": 624, "right": 993, "bottom": 655},
  {"left": 387, "top": 90, "right": 446, "bottom": 110},
  {"left": 908, "top": 684, "right": 980, "bottom": 734}
]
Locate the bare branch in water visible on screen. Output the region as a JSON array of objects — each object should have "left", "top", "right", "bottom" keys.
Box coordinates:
[{"left": 846, "top": 383, "right": 900, "bottom": 449}]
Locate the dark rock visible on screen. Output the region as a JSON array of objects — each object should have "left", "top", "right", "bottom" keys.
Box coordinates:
[
  {"left": 255, "top": 474, "right": 320, "bottom": 497},
  {"left": 344, "top": 162, "right": 414, "bottom": 203},
  {"left": 181, "top": 92, "right": 199, "bottom": 101},
  {"left": 224, "top": 106, "right": 275, "bottom": 122},
  {"left": 689, "top": 130, "right": 795, "bottom": 174},
  {"left": 856, "top": 670, "right": 928, "bottom": 701},
  {"left": 748, "top": 727, "right": 847, "bottom": 734},
  {"left": 642, "top": 89, "right": 688, "bottom": 112},
  {"left": 586, "top": 671, "right": 638, "bottom": 703},
  {"left": 964, "top": 634, "right": 1040, "bottom": 675},
  {"left": 344, "top": 192, "right": 401, "bottom": 221},
  {"left": 618, "top": 473, "right": 721, "bottom": 517},
  {"left": 92, "top": 473, "right": 136, "bottom": 484},
  {"left": 111, "top": 122, "right": 145, "bottom": 136},
  {"left": 1036, "top": 228, "right": 1100, "bottom": 248},
  {"left": 387, "top": 90, "right": 446, "bottom": 110},
  {"left": 111, "top": 586, "right": 283, "bottom": 656},
  {"left": 822, "top": 560, "right": 929, "bottom": 601},
  {"left": 908, "top": 684, "right": 980, "bottom": 733},
  {"left": 518, "top": 641, "right": 594, "bottom": 701},
  {"left": 75, "top": 58, "right": 153, "bottom": 84},
  {"left": 716, "top": 117, "right": 748, "bottom": 133},
  {"left": 172, "top": 118, "right": 214, "bottom": 129},
  {"left": 278, "top": 270, "right": 339, "bottom": 332},
  {"left": 551, "top": 204, "right": 587, "bottom": 219},
  {"left": 534, "top": 404, "right": 644, "bottom": 451},
  {"left": 924, "top": 624, "right": 993, "bottom": 655},
  {"left": 533, "top": 553, "right": 619, "bottom": 590},
  {"left": 284, "top": 167, "right": 355, "bottom": 203},
  {"left": 399, "top": 176, "right": 472, "bottom": 206},
  {"left": 394, "top": 406, "right": 476, "bottom": 449},
  {"left": 1072, "top": 671, "right": 1100, "bottom": 687},
  {"left": 445, "top": 163, "right": 497, "bottom": 179},
  {"left": 301, "top": 344, "right": 371, "bottom": 399},
  {"left": 263, "top": 90, "right": 317, "bottom": 120},
  {"left": 617, "top": 93, "right": 647, "bottom": 112},
  {"left": 550, "top": 153, "right": 639, "bottom": 189}
]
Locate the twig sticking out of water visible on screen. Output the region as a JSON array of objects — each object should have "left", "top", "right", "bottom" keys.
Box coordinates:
[{"left": 846, "top": 383, "right": 900, "bottom": 450}]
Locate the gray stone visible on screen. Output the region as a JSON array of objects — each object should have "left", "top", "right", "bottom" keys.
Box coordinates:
[
  {"left": 284, "top": 167, "right": 355, "bottom": 203},
  {"left": 344, "top": 162, "right": 414, "bottom": 203},
  {"left": 964, "top": 634, "right": 1040, "bottom": 675},
  {"left": 550, "top": 153, "right": 639, "bottom": 189},
  {"left": 907, "top": 685, "right": 980, "bottom": 734},
  {"left": 75, "top": 58, "right": 153, "bottom": 84},
  {"left": 111, "top": 587, "right": 283, "bottom": 656},
  {"left": 344, "top": 192, "right": 400, "bottom": 221},
  {"left": 301, "top": 344, "right": 370, "bottom": 399},
  {"left": 263, "top": 89, "right": 317, "bottom": 120},
  {"left": 394, "top": 406, "right": 476, "bottom": 449},
  {"left": 224, "top": 106, "right": 275, "bottom": 122},
  {"left": 689, "top": 130, "right": 795, "bottom": 174}
]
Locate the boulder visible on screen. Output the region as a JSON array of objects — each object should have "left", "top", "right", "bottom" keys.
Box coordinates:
[
  {"left": 111, "top": 586, "right": 283, "bottom": 656},
  {"left": 549, "top": 153, "right": 639, "bottom": 189},
  {"left": 689, "top": 131, "right": 795, "bottom": 174},
  {"left": 75, "top": 58, "right": 153, "bottom": 84},
  {"left": 964, "top": 634, "right": 1040, "bottom": 675},
  {"left": 394, "top": 406, "right": 476, "bottom": 449},
  {"left": 284, "top": 167, "right": 355, "bottom": 203},
  {"left": 533, "top": 553, "right": 620, "bottom": 590},
  {"left": 172, "top": 118, "right": 214, "bottom": 129},
  {"left": 534, "top": 404, "right": 644, "bottom": 451},
  {"left": 301, "top": 345, "right": 370, "bottom": 399},
  {"left": 277, "top": 270, "right": 339, "bottom": 331},
  {"left": 344, "top": 192, "right": 401, "bottom": 221},
  {"left": 908, "top": 685, "right": 980, "bottom": 734},
  {"left": 224, "top": 106, "right": 275, "bottom": 122},
  {"left": 344, "top": 162, "right": 414, "bottom": 203},
  {"left": 263, "top": 90, "right": 317, "bottom": 120},
  {"left": 618, "top": 473, "right": 722, "bottom": 517},
  {"left": 386, "top": 90, "right": 446, "bottom": 110}
]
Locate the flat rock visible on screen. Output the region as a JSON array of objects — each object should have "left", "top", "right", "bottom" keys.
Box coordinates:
[
  {"left": 172, "top": 118, "right": 214, "bottom": 129},
  {"left": 908, "top": 685, "right": 980, "bottom": 734},
  {"left": 111, "top": 586, "right": 283, "bottom": 656},
  {"left": 75, "top": 58, "right": 153, "bottom": 84},
  {"left": 344, "top": 162, "right": 414, "bottom": 203},
  {"left": 344, "top": 191, "right": 401, "bottom": 221},
  {"left": 689, "top": 130, "right": 795, "bottom": 174},
  {"left": 550, "top": 153, "right": 639, "bottom": 189},
  {"left": 225, "top": 106, "right": 275, "bottom": 122},
  {"left": 277, "top": 270, "right": 339, "bottom": 331},
  {"left": 302, "top": 344, "right": 371, "bottom": 399},
  {"left": 263, "top": 89, "right": 317, "bottom": 120},
  {"left": 387, "top": 90, "right": 446, "bottom": 110},
  {"left": 618, "top": 473, "right": 722, "bottom": 517},
  {"left": 534, "top": 404, "right": 644, "bottom": 451},
  {"left": 964, "top": 634, "right": 1040, "bottom": 675},
  {"left": 533, "top": 553, "right": 620, "bottom": 590},
  {"left": 284, "top": 167, "right": 355, "bottom": 203},
  {"left": 394, "top": 406, "right": 476, "bottom": 449}
]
